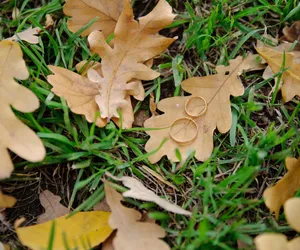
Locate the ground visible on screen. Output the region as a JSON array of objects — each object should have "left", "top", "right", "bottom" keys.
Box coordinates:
[{"left": 0, "top": 0, "right": 300, "bottom": 249}]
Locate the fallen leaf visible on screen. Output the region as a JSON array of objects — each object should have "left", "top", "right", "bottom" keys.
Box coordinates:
[
  {"left": 104, "top": 180, "right": 170, "bottom": 250},
  {"left": 0, "top": 41, "right": 46, "bottom": 179},
  {"left": 0, "top": 191, "right": 16, "bottom": 209},
  {"left": 283, "top": 21, "right": 300, "bottom": 44},
  {"left": 254, "top": 233, "right": 297, "bottom": 250},
  {"left": 16, "top": 211, "right": 113, "bottom": 250},
  {"left": 48, "top": 0, "right": 176, "bottom": 128},
  {"left": 256, "top": 46, "right": 300, "bottom": 102},
  {"left": 63, "top": 0, "right": 123, "bottom": 37},
  {"left": 255, "top": 196, "right": 300, "bottom": 250},
  {"left": 133, "top": 109, "right": 150, "bottom": 127},
  {"left": 263, "top": 157, "right": 300, "bottom": 219},
  {"left": 6, "top": 27, "right": 41, "bottom": 44},
  {"left": 37, "top": 190, "right": 70, "bottom": 224},
  {"left": 106, "top": 172, "right": 191, "bottom": 216},
  {"left": 144, "top": 54, "right": 264, "bottom": 163},
  {"left": 284, "top": 197, "right": 300, "bottom": 233},
  {"left": 45, "top": 14, "right": 54, "bottom": 29}
]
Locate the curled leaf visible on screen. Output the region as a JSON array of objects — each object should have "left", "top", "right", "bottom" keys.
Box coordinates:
[
  {"left": 106, "top": 172, "right": 191, "bottom": 215},
  {"left": 144, "top": 54, "right": 264, "bottom": 163},
  {"left": 63, "top": 0, "right": 123, "bottom": 37},
  {"left": 0, "top": 41, "right": 45, "bottom": 179},
  {"left": 263, "top": 157, "right": 300, "bottom": 219},
  {"left": 16, "top": 211, "right": 113, "bottom": 250},
  {"left": 104, "top": 181, "right": 170, "bottom": 250}
]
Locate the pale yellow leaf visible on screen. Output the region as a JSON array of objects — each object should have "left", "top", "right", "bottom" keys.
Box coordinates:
[
  {"left": 45, "top": 14, "right": 54, "bottom": 29},
  {"left": 6, "top": 27, "right": 41, "bottom": 44},
  {"left": 12, "top": 7, "right": 20, "bottom": 20},
  {"left": 254, "top": 233, "right": 289, "bottom": 250},
  {"left": 37, "top": 190, "right": 70, "bottom": 224},
  {"left": 284, "top": 197, "right": 300, "bottom": 233},
  {"left": 16, "top": 211, "right": 113, "bottom": 250},
  {"left": 0, "top": 41, "right": 45, "bottom": 179},
  {"left": 106, "top": 172, "right": 191, "bottom": 216},
  {"left": 48, "top": 0, "right": 176, "bottom": 128},
  {"left": 63, "top": 0, "right": 123, "bottom": 37},
  {"left": 263, "top": 157, "right": 300, "bottom": 219},
  {"left": 144, "top": 54, "right": 264, "bottom": 163},
  {"left": 256, "top": 46, "right": 300, "bottom": 102},
  {"left": 0, "top": 190, "right": 16, "bottom": 208},
  {"left": 104, "top": 181, "right": 170, "bottom": 250}
]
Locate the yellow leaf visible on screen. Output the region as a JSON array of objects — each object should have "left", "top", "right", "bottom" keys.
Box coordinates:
[
  {"left": 63, "top": 0, "right": 123, "bottom": 37},
  {"left": 284, "top": 198, "right": 300, "bottom": 233},
  {"left": 0, "top": 41, "right": 45, "bottom": 179},
  {"left": 16, "top": 211, "right": 113, "bottom": 250},
  {"left": 48, "top": 0, "right": 176, "bottom": 128},
  {"left": 104, "top": 180, "right": 170, "bottom": 250},
  {"left": 263, "top": 157, "right": 300, "bottom": 219},
  {"left": 256, "top": 46, "right": 300, "bottom": 102},
  {"left": 0, "top": 190, "right": 16, "bottom": 208},
  {"left": 144, "top": 54, "right": 264, "bottom": 163}
]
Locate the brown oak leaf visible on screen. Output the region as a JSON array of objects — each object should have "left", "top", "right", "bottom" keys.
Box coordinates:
[
  {"left": 104, "top": 180, "right": 170, "bottom": 250},
  {"left": 37, "top": 190, "right": 70, "bottom": 224},
  {"left": 256, "top": 46, "right": 300, "bottom": 102},
  {"left": 144, "top": 54, "right": 264, "bottom": 163},
  {"left": 263, "top": 157, "right": 300, "bottom": 219},
  {"left": 63, "top": 0, "right": 123, "bottom": 37}
]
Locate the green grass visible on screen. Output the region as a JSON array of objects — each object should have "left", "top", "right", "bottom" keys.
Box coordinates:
[{"left": 1, "top": 0, "right": 300, "bottom": 249}]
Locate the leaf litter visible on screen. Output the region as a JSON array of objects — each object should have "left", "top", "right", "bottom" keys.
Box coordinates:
[{"left": 48, "top": 0, "right": 176, "bottom": 128}]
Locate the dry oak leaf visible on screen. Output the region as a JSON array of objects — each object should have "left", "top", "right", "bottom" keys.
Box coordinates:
[
  {"left": 0, "top": 190, "right": 16, "bottom": 209},
  {"left": 48, "top": 0, "right": 176, "bottom": 128},
  {"left": 256, "top": 46, "right": 300, "bottom": 102},
  {"left": 37, "top": 190, "right": 70, "bottom": 224},
  {"left": 106, "top": 172, "right": 191, "bottom": 216},
  {"left": 283, "top": 21, "right": 300, "bottom": 45},
  {"left": 63, "top": 0, "right": 123, "bottom": 37},
  {"left": 263, "top": 157, "right": 300, "bottom": 219},
  {"left": 16, "top": 211, "right": 113, "bottom": 250},
  {"left": 144, "top": 54, "right": 264, "bottom": 163},
  {"left": 0, "top": 41, "right": 45, "bottom": 179},
  {"left": 104, "top": 180, "right": 170, "bottom": 250},
  {"left": 255, "top": 197, "right": 300, "bottom": 250},
  {"left": 6, "top": 27, "right": 41, "bottom": 44}
]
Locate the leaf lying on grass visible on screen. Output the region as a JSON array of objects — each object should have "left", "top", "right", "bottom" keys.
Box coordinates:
[
  {"left": 0, "top": 190, "right": 16, "bottom": 209},
  {"left": 255, "top": 197, "right": 300, "bottom": 250},
  {"left": 263, "top": 157, "right": 300, "bottom": 219},
  {"left": 48, "top": 0, "right": 176, "bottom": 128},
  {"left": 37, "top": 190, "right": 70, "bottom": 224},
  {"left": 106, "top": 172, "right": 191, "bottom": 216},
  {"left": 104, "top": 180, "right": 170, "bottom": 250},
  {"left": 282, "top": 21, "right": 300, "bottom": 47},
  {"left": 63, "top": 0, "right": 123, "bottom": 37},
  {"left": 6, "top": 27, "right": 41, "bottom": 44},
  {"left": 144, "top": 54, "right": 264, "bottom": 163},
  {"left": 256, "top": 46, "right": 300, "bottom": 102},
  {"left": 0, "top": 41, "right": 45, "bottom": 179},
  {"left": 16, "top": 211, "right": 113, "bottom": 250}
]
